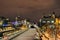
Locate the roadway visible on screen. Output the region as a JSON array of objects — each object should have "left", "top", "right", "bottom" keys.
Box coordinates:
[{"left": 12, "top": 28, "right": 36, "bottom": 40}]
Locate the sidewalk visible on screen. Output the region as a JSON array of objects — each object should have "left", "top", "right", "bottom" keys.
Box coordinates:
[{"left": 0, "top": 29, "right": 28, "bottom": 40}]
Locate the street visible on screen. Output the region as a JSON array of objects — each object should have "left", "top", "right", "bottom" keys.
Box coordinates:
[{"left": 12, "top": 28, "right": 36, "bottom": 40}]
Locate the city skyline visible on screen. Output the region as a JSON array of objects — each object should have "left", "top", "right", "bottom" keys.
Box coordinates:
[{"left": 0, "top": 0, "right": 60, "bottom": 22}]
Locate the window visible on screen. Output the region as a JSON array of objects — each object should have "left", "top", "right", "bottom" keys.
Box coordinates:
[
  {"left": 47, "top": 21, "right": 50, "bottom": 23},
  {"left": 42, "top": 21, "right": 46, "bottom": 23},
  {"left": 51, "top": 21, "right": 54, "bottom": 23}
]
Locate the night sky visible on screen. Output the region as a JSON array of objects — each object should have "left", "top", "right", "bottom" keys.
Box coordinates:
[{"left": 0, "top": 0, "right": 60, "bottom": 22}]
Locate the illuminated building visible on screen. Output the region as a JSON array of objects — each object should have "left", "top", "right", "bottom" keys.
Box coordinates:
[
  {"left": 40, "top": 15, "right": 55, "bottom": 25},
  {"left": 38, "top": 12, "right": 56, "bottom": 27}
]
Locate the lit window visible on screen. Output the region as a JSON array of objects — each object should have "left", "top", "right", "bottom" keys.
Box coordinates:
[
  {"left": 42, "top": 21, "right": 46, "bottom": 23},
  {"left": 47, "top": 21, "right": 50, "bottom": 23},
  {"left": 51, "top": 21, "right": 54, "bottom": 23}
]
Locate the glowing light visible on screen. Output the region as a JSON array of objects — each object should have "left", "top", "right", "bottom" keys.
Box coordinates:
[
  {"left": 51, "top": 21, "right": 54, "bottom": 23},
  {"left": 3, "top": 24, "right": 8, "bottom": 27},
  {"left": 0, "top": 21, "right": 3, "bottom": 25},
  {"left": 47, "top": 21, "right": 50, "bottom": 23},
  {"left": 55, "top": 18, "right": 59, "bottom": 25},
  {"left": 42, "top": 21, "right": 46, "bottom": 23}
]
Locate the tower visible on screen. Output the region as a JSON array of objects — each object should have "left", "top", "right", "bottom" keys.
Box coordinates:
[{"left": 51, "top": 12, "right": 55, "bottom": 18}]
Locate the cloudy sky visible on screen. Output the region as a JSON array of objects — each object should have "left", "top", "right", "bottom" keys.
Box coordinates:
[{"left": 0, "top": 0, "right": 60, "bottom": 22}]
